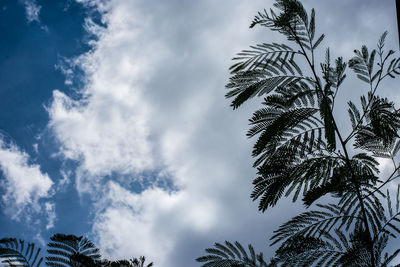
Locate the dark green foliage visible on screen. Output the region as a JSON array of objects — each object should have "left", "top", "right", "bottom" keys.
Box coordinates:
[
  {"left": 229, "top": 43, "right": 298, "bottom": 73},
  {"left": 337, "top": 227, "right": 375, "bottom": 267},
  {"left": 249, "top": 0, "right": 324, "bottom": 51},
  {"left": 226, "top": 64, "right": 306, "bottom": 110},
  {"left": 0, "top": 234, "right": 153, "bottom": 267},
  {"left": 354, "top": 95, "right": 400, "bottom": 149},
  {"left": 46, "top": 234, "right": 101, "bottom": 267},
  {"left": 227, "top": 0, "right": 400, "bottom": 216},
  {"left": 199, "top": 0, "right": 400, "bottom": 266},
  {"left": 0, "top": 238, "right": 43, "bottom": 267},
  {"left": 252, "top": 155, "right": 344, "bottom": 211},
  {"left": 101, "top": 256, "right": 153, "bottom": 267},
  {"left": 268, "top": 187, "right": 400, "bottom": 266},
  {"left": 349, "top": 46, "right": 377, "bottom": 84},
  {"left": 273, "top": 234, "right": 348, "bottom": 266},
  {"left": 226, "top": 0, "right": 347, "bottom": 210},
  {"left": 196, "top": 241, "right": 269, "bottom": 267}
]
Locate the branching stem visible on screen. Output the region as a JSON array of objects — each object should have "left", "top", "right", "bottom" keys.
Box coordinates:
[{"left": 293, "top": 26, "right": 377, "bottom": 266}]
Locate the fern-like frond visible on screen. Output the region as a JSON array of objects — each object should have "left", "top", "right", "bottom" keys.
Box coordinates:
[
  {"left": 336, "top": 227, "right": 372, "bottom": 267},
  {"left": 348, "top": 100, "right": 362, "bottom": 130},
  {"left": 272, "top": 234, "right": 346, "bottom": 266},
  {"left": 253, "top": 155, "right": 345, "bottom": 211},
  {"left": 247, "top": 82, "right": 323, "bottom": 172},
  {"left": 229, "top": 43, "right": 300, "bottom": 73},
  {"left": 349, "top": 46, "right": 376, "bottom": 84},
  {"left": 226, "top": 65, "right": 308, "bottom": 109},
  {"left": 354, "top": 95, "right": 400, "bottom": 154},
  {"left": 270, "top": 204, "right": 359, "bottom": 246},
  {"left": 373, "top": 186, "right": 400, "bottom": 263},
  {"left": 0, "top": 238, "right": 43, "bottom": 267},
  {"left": 385, "top": 55, "right": 400, "bottom": 79},
  {"left": 368, "top": 96, "right": 400, "bottom": 146},
  {"left": 196, "top": 241, "right": 268, "bottom": 267},
  {"left": 250, "top": 0, "right": 322, "bottom": 52},
  {"left": 250, "top": 107, "right": 319, "bottom": 157},
  {"left": 46, "top": 234, "right": 101, "bottom": 267},
  {"left": 320, "top": 49, "right": 347, "bottom": 91},
  {"left": 272, "top": 212, "right": 387, "bottom": 266},
  {"left": 302, "top": 153, "right": 379, "bottom": 208}
]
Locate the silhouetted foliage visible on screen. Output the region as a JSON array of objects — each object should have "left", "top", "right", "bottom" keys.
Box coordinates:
[
  {"left": 0, "top": 238, "right": 42, "bottom": 267},
  {"left": 101, "top": 256, "right": 153, "bottom": 267},
  {"left": 198, "top": 0, "right": 400, "bottom": 266},
  {"left": 46, "top": 234, "right": 101, "bottom": 266},
  {"left": 196, "top": 241, "right": 269, "bottom": 267},
  {"left": 0, "top": 234, "right": 153, "bottom": 267}
]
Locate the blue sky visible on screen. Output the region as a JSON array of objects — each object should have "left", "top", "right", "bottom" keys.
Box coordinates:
[
  {"left": 0, "top": 0, "right": 98, "bottom": 241},
  {"left": 0, "top": 0, "right": 399, "bottom": 266}
]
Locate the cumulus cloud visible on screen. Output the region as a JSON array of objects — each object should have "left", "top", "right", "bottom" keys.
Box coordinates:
[
  {"left": 0, "top": 138, "right": 54, "bottom": 221},
  {"left": 48, "top": 1, "right": 276, "bottom": 265},
  {"left": 93, "top": 182, "right": 220, "bottom": 262},
  {"left": 48, "top": 0, "right": 399, "bottom": 265},
  {"left": 48, "top": 87, "right": 153, "bottom": 195}
]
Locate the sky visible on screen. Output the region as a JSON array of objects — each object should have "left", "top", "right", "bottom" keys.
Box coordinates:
[{"left": 0, "top": 0, "right": 399, "bottom": 266}]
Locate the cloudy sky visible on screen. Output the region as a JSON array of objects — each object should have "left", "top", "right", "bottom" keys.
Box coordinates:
[{"left": 0, "top": 0, "right": 399, "bottom": 266}]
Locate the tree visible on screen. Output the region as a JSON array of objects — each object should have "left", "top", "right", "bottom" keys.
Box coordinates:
[
  {"left": 0, "top": 234, "right": 153, "bottom": 267},
  {"left": 197, "top": 0, "right": 400, "bottom": 266}
]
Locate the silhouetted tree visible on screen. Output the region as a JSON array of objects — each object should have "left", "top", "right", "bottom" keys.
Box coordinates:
[
  {"left": 0, "top": 234, "right": 153, "bottom": 267},
  {"left": 198, "top": 0, "right": 400, "bottom": 266}
]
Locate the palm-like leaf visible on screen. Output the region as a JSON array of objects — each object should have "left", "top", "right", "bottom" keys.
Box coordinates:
[
  {"left": 0, "top": 238, "right": 43, "bottom": 267},
  {"left": 46, "top": 234, "right": 101, "bottom": 267},
  {"left": 229, "top": 43, "right": 299, "bottom": 73},
  {"left": 196, "top": 241, "right": 268, "bottom": 267},
  {"left": 250, "top": 0, "right": 324, "bottom": 51},
  {"left": 355, "top": 95, "right": 400, "bottom": 149},
  {"left": 271, "top": 185, "right": 400, "bottom": 266},
  {"left": 349, "top": 46, "right": 377, "bottom": 84},
  {"left": 252, "top": 155, "right": 346, "bottom": 211},
  {"left": 226, "top": 63, "right": 307, "bottom": 109}
]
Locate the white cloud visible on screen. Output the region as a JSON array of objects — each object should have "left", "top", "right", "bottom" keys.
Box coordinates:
[
  {"left": 47, "top": 0, "right": 284, "bottom": 265},
  {"left": 0, "top": 138, "right": 54, "bottom": 220},
  {"left": 48, "top": 1, "right": 276, "bottom": 265},
  {"left": 48, "top": 85, "right": 153, "bottom": 194},
  {"left": 47, "top": 5, "right": 158, "bottom": 194},
  {"left": 57, "top": 169, "right": 71, "bottom": 191},
  {"left": 45, "top": 202, "right": 56, "bottom": 230},
  {"left": 93, "top": 182, "right": 216, "bottom": 262},
  {"left": 22, "top": 0, "right": 41, "bottom": 23},
  {"left": 33, "top": 232, "right": 46, "bottom": 247},
  {"left": 48, "top": 0, "right": 399, "bottom": 265}
]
